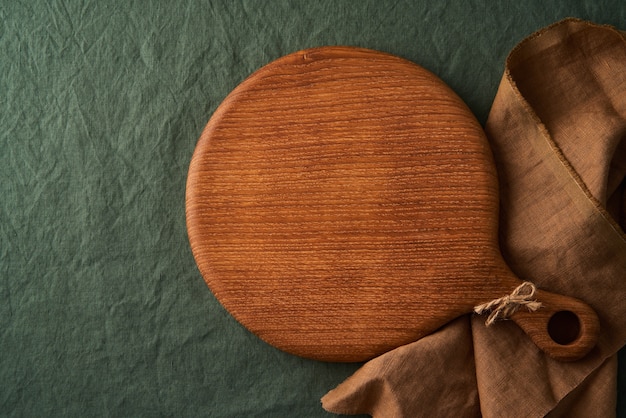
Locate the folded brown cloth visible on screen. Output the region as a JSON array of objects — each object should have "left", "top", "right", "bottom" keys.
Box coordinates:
[{"left": 322, "top": 18, "right": 626, "bottom": 417}]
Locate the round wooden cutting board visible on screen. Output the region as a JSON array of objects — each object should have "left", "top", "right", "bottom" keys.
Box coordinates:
[{"left": 186, "top": 47, "right": 598, "bottom": 362}]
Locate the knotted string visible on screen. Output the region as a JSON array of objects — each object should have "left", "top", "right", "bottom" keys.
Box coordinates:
[{"left": 474, "top": 282, "right": 543, "bottom": 326}]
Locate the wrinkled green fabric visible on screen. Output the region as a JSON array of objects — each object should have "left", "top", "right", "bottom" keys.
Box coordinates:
[{"left": 1, "top": 1, "right": 625, "bottom": 416}]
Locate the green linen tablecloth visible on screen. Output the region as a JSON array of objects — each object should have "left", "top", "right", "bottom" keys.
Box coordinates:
[{"left": 1, "top": 1, "right": 624, "bottom": 416}]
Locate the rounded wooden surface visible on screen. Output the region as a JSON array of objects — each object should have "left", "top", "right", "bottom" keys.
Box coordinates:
[{"left": 186, "top": 47, "right": 503, "bottom": 362}]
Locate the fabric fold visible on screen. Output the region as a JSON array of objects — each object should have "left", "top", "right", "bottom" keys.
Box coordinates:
[
  {"left": 323, "top": 18, "right": 626, "bottom": 417},
  {"left": 322, "top": 317, "right": 480, "bottom": 417}
]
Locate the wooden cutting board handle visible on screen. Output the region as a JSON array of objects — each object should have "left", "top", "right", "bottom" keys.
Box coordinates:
[{"left": 509, "top": 289, "right": 600, "bottom": 361}]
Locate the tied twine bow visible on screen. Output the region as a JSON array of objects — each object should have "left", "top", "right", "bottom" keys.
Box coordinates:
[{"left": 474, "top": 282, "right": 543, "bottom": 326}]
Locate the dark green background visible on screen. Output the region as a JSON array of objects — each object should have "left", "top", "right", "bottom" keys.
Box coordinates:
[{"left": 1, "top": 1, "right": 624, "bottom": 416}]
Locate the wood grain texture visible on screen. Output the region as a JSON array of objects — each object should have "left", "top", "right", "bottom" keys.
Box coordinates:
[{"left": 186, "top": 47, "right": 598, "bottom": 362}]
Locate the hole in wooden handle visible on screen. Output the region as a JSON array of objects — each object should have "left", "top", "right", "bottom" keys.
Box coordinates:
[
  {"left": 547, "top": 310, "right": 580, "bottom": 345},
  {"left": 510, "top": 289, "right": 600, "bottom": 361}
]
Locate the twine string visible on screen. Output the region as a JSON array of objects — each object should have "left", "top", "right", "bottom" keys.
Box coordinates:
[{"left": 474, "top": 281, "right": 543, "bottom": 326}]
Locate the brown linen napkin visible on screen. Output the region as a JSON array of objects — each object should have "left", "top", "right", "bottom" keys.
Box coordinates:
[{"left": 322, "top": 18, "right": 626, "bottom": 417}]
